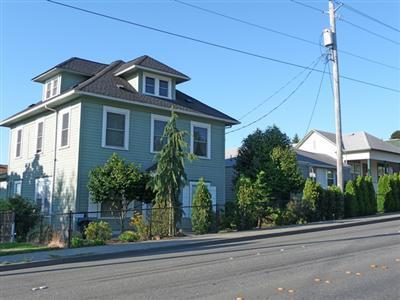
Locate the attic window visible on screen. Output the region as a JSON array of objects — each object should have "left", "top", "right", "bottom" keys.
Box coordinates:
[
  {"left": 43, "top": 75, "right": 61, "bottom": 100},
  {"left": 143, "top": 73, "right": 172, "bottom": 99}
]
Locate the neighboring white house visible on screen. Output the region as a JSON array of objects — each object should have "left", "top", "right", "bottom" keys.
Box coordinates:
[{"left": 296, "top": 129, "right": 400, "bottom": 189}]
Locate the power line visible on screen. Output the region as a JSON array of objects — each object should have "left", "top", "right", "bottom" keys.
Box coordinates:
[
  {"left": 290, "top": 0, "right": 400, "bottom": 46},
  {"left": 305, "top": 59, "right": 328, "bottom": 136},
  {"left": 339, "top": 17, "right": 400, "bottom": 45},
  {"left": 340, "top": 1, "right": 400, "bottom": 34},
  {"left": 46, "top": 0, "right": 400, "bottom": 93},
  {"left": 226, "top": 57, "right": 323, "bottom": 135},
  {"left": 239, "top": 55, "right": 323, "bottom": 121},
  {"left": 289, "top": 0, "right": 324, "bottom": 14},
  {"left": 174, "top": 0, "right": 399, "bottom": 71}
]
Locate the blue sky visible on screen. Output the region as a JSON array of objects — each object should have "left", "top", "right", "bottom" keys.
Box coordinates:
[{"left": 0, "top": 0, "right": 399, "bottom": 164}]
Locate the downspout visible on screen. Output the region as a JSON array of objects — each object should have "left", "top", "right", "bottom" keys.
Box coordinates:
[{"left": 45, "top": 104, "right": 58, "bottom": 224}]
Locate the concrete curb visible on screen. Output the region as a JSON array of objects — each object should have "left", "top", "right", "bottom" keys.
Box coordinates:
[{"left": 1, "top": 213, "right": 400, "bottom": 272}]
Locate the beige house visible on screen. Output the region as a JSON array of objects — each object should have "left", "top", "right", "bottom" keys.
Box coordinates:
[{"left": 296, "top": 130, "right": 400, "bottom": 189}]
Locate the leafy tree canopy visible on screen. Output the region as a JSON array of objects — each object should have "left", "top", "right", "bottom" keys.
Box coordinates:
[
  {"left": 390, "top": 130, "right": 400, "bottom": 139},
  {"left": 235, "top": 125, "right": 291, "bottom": 180}
]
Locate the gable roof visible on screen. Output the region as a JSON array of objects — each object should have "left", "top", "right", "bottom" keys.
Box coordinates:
[
  {"left": 301, "top": 129, "right": 400, "bottom": 155},
  {"left": 33, "top": 57, "right": 108, "bottom": 82},
  {"left": 114, "top": 55, "right": 190, "bottom": 82},
  {"left": 1, "top": 56, "right": 238, "bottom": 126}
]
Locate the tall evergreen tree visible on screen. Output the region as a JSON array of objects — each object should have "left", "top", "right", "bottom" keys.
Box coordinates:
[
  {"left": 191, "top": 178, "right": 212, "bottom": 234},
  {"left": 151, "top": 109, "right": 193, "bottom": 236},
  {"left": 292, "top": 133, "right": 300, "bottom": 144}
]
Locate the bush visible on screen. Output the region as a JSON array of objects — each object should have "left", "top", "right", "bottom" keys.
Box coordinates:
[
  {"left": 191, "top": 178, "right": 213, "bottom": 234},
  {"left": 84, "top": 221, "right": 112, "bottom": 244},
  {"left": 378, "top": 173, "right": 400, "bottom": 213},
  {"left": 236, "top": 176, "right": 258, "bottom": 230},
  {"left": 365, "top": 176, "right": 377, "bottom": 215},
  {"left": 118, "top": 230, "right": 140, "bottom": 242},
  {"left": 302, "top": 179, "right": 323, "bottom": 221},
  {"left": 344, "top": 180, "right": 357, "bottom": 217},
  {"left": 26, "top": 222, "right": 54, "bottom": 244},
  {"left": 151, "top": 203, "right": 170, "bottom": 238},
  {"left": 130, "top": 213, "right": 149, "bottom": 240},
  {"left": 326, "top": 185, "right": 344, "bottom": 220},
  {"left": 220, "top": 201, "right": 239, "bottom": 230},
  {"left": 1, "top": 196, "right": 41, "bottom": 242},
  {"left": 281, "top": 200, "right": 308, "bottom": 225}
]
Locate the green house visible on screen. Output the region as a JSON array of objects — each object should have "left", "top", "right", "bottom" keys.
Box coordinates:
[{"left": 0, "top": 55, "right": 238, "bottom": 229}]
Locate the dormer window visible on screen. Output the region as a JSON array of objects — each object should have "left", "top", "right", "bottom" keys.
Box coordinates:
[
  {"left": 43, "top": 75, "right": 61, "bottom": 100},
  {"left": 143, "top": 73, "right": 172, "bottom": 99},
  {"left": 145, "top": 77, "right": 155, "bottom": 94}
]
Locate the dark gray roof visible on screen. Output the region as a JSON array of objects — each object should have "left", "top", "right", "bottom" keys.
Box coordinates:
[
  {"left": 295, "top": 149, "right": 337, "bottom": 169},
  {"left": 75, "top": 60, "right": 237, "bottom": 124},
  {"left": 114, "top": 55, "right": 190, "bottom": 81},
  {"left": 315, "top": 129, "right": 400, "bottom": 155},
  {"left": 4, "top": 56, "right": 238, "bottom": 126},
  {"left": 33, "top": 57, "right": 108, "bottom": 81}
]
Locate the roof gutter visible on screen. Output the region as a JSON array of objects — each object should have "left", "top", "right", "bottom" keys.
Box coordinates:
[{"left": 0, "top": 90, "right": 76, "bottom": 127}]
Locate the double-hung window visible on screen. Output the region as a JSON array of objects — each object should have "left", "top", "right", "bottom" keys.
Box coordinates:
[
  {"left": 151, "top": 115, "right": 169, "bottom": 152},
  {"left": 36, "top": 121, "right": 44, "bottom": 153},
  {"left": 102, "top": 106, "right": 130, "bottom": 150},
  {"left": 35, "top": 177, "right": 52, "bottom": 215},
  {"left": 159, "top": 80, "right": 169, "bottom": 97},
  {"left": 145, "top": 77, "right": 155, "bottom": 94},
  {"left": 43, "top": 76, "right": 61, "bottom": 100},
  {"left": 143, "top": 73, "right": 171, "bottom": 98},
  {"left": 60, "top": 112, "right": 70, "bottom": 148},
  {"left": 191, "top": 122, "right": 211, "bottom": 159},
  {"left": 15, "top": 128, "right": 22, "bottom": 158}
]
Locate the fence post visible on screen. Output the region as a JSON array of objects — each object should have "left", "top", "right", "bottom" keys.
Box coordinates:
[
  {"left": 67, "top": 210, "right": 73, "bottom": 248},
  {"left": 215, "top": 204, "right": 219, "bottom": 232},
  {"left": 149, "top": 205, "right": 152, "bottom": 239}
]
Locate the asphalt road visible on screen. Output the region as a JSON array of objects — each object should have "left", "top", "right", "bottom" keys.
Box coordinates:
[{"left": 1, "top": 220, "right": 400, "bottom": 300}]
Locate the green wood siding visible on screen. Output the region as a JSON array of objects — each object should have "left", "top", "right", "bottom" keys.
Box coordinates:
[{"left": 76, "top": 96, "right": 226, "bottom": 213}]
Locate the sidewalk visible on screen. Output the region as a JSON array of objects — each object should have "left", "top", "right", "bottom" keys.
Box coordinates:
[{"left": 1, "top": 212, "right": 400, "bottom": 271}]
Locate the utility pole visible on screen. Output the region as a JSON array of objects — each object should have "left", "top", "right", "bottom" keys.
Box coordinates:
[{"left": 327, "top": 0, "right": 344, "bottom": 191}]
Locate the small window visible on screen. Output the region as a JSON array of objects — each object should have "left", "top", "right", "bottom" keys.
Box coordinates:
[
  {"left": 13, "top": 180, "right": 22, "bottom": 196},
  {"left": 60, "top": 112, "right": 69, "bottom": 148},
  {"left": 35, "top": 177, "right": 52, "bottom": 215},
  {"left": 145, "top": 77, "right": 155, "bottom": 94},
  {"left": 191, "top": 122, "right": 210, "bottom": 158},
  {"left": 46, "top": 82, "right": 52, "bottom": 99},
  {"left": 102, "top": 106, "right": 129, "bottom": 150},
  {"left": 44, "top": 76, "right": 61, "bottom": 100},
  {"left": 151, "top": 115, "right": 169, "bottom": 152},
  {"left": 377, "top": 164, "right": 387, "bottom": 178},
  {"left": 16, "top": 129, "right": 22, "bottom": 158},
  {"left": 101, "top": 202, "right": 113, "bottom": 218},
  {"left": 159, "top": 80, "right": 169, "bottom": 97},
  {"left": 327, "top": 170, "right": 335, "bottom": 186},
  {"left": 36, "top": 122, "right": 44, "bottom": 153}
]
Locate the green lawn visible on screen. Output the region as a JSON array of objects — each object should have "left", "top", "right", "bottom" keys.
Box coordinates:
[{"left": 0, "top": 242, "right": 49, "bottom": 256}]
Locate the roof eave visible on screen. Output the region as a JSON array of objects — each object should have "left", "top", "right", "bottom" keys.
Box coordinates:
[
  {"left": 0, "top": 90, "right": 78, "bottom": 127},
  {"left": 115, "top": 65, "right": 190, "bottom": 83},
  {"left": 77, "top": 91, "right": 239, "bottom": 126}
]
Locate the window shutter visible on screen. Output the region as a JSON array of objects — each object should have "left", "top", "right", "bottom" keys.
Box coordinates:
[
  {"left": 182, "top": 186, "right": 190, "bottom": 218},
  {"left": 209, "top": 186, "right": 217, "bottom": 212}
]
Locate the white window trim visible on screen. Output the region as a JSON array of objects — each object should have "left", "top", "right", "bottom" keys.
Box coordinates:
[
  {"left": 150, "top": 114, "right": 170, "bottom": 153},
  {"left": 59, "top": 108, "right": 71, "bottom": 150},
  {"left": 190, "top": 121, "right": 211, "bottom": 159},
  {"left": 13, "top": 180, "right": 22, "bottom": 196},
  {"left": 34, "top": 177, "right": 53, "bottom": 215},
  {"left": 36, "top": 118, "right": 45, "bottom": 154},
  {"left": 102, "top": 106, "right": 130, "bottom": 150},
  {"left": 142, "top": 72, "right": 172, "bottom": 99},
  {"left": 15, "top": 126, "right": 23, "bottom": 159},
  {"left": 43, "top": 75, "right": 61, "bottom": 101}
]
